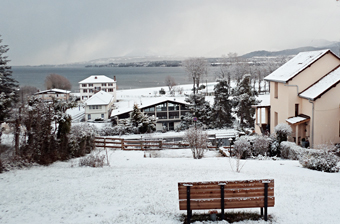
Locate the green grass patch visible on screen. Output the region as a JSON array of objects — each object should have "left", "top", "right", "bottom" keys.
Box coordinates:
[{"left": 180, "top": 211, "right": 273, "bottom": 223}]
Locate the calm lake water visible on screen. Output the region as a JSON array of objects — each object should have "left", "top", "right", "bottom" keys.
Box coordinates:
[{"left": 11, "top": 66, "right": 218, "bottom": 92}]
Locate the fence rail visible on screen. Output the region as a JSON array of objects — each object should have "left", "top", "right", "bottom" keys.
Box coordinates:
[{"left": 94, "top": 137, "right": 217, "bottom": 151}]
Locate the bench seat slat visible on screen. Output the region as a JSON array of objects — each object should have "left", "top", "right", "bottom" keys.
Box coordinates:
[
  {"left": 178, "top": 179, "right": 274, "bottom": 187},
  {"left": 179, "top": 196, "right": 275, "bottom": 210},
  {"left": 178, "top": 188, "right": 274, "bottom": 200},
  {"left": 178, "top": 182, "right": 274, "bottom": 191}
]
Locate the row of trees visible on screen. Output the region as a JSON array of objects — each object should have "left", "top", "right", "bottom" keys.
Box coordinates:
[
  {"left": 0, "top": 36, "right": 95, "bottom": 170},
  {"left": 178, "top": 56, "right": 285, "bottom": 131},
  {"left": 177, "top": 73, "right": 259, "bottom": 130}
]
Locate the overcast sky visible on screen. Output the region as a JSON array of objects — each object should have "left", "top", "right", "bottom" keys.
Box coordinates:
[{"left": 1, "top": 0, "right": 340, "bottom": 66}]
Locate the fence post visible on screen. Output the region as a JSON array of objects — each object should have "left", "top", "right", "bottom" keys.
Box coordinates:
[
  {"left": 104, "top": 137, "right": 110, "bottom": 166},
  {"left": 159, "top": 140, "right": 162, "bottom": 150},
  {"left": 121, "top": 139, "right": 124, "bottom": 150}
]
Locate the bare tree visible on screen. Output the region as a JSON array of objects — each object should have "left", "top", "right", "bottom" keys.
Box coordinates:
[
  {"left": 183, "top": 58, "right": 208, "bottom": 94},
  {"left": 184, "top": 127, "right": 208, "bottom": 159},
  {"left": 44, "top": 73, "right": 72, "bottom": 90},
  {"left": 165, "top": 75, "right": 176, "bottom": 92}
]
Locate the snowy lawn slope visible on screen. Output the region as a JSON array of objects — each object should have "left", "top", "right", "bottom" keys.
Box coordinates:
[{"left": 1, "top": 149, "right": 340, "bottom": 224}]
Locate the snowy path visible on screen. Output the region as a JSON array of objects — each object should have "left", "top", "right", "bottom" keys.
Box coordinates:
[{"left": 0, "top": 149, "right": 339, "bottom": 224}]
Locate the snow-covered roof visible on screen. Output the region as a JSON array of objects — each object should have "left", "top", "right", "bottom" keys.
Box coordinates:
[
  {"left": 253, "top": 94, "right": 270, "bottom": 108},
  {"left": 299, "top": 65, "right": 340, "bottom": 100},
  {"left": 34, "top": 88, "right": 71, "bottom": 94},
  {"left": 286, "top": 116, "right": 309, "bottom": 124},
  {"left": 79, "top": 75, "right": 116, "bottom": 84},
  {"left": 111, "top": 97, "right": 190, "bottom": 117},
  {"left": 264, "top": 49, "right": 331, "bottom": 83},
  {"left": 85, "top": 91, "right": 114, "bottom": 106}
]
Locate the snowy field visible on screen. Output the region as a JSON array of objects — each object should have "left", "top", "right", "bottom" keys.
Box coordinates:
[{"left": 1, "top": 148, "right": 340, "bottom": 224}]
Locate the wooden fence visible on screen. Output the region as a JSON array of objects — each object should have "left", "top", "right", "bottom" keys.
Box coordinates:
[{"left": 94, "top": 137, "right": 217, "bottom": 151}]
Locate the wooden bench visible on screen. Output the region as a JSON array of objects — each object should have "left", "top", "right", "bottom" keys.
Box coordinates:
[{"left": 178, "top": 179, "right": 275, "bottom": 223}]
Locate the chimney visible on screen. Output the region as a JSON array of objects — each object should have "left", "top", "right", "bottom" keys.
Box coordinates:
[{"left": 114, "top": 76, "right": 116, "bottom": 81}]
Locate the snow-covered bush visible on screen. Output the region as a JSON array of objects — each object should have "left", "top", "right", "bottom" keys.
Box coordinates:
[
  {"left": 280, "top": 141, "right": 305, "bottom": 160},
  {"left": 68, "top": 124, "right": 97, "bottom": 158},
  {"left": 252, "top": 135, "right": 271, "bottom": 156},
  {"left": 184, "top": 127, "right": 207, "bottom": 159},
  {"left": 299, "top": 150, "right": 339, "bottom": 173},
  {"left": 79, "top": 154, "right": 105, "bottom": 167},
  {"left": 233, "top": 136, "right": 251, "bottom": 159},
  {"left": 274, "top": 123, "right": 292, "bottom": 142}
]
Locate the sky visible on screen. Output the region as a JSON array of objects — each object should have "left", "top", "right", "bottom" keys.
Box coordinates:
[{"left": 1, "top": 0, "right": 340, "bottom": 66}]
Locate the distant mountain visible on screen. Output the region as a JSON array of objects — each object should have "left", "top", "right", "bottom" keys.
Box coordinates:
[{"left": 242, "top": 42, "right": 340, "bottom": 58}]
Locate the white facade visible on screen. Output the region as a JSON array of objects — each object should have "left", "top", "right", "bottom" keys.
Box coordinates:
[
  {"left": 79, "top": 75, "right": 116, "bottom": 102},
  {"left": 84, "top": 91, "right": 115, "bottom": 121}
]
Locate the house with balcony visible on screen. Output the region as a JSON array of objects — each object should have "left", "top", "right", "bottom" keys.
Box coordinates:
[
  {"left": 110, "top": 97, "right": 190, "bottom": 131},
  {"left": 84, "top": 90, "right": 115, "bottom": 121},
  {"left": 34, "top": 88, "right": 71, "bottom": 102},
  {"left": 254, "top": 49, "right": 340, "bottom": 148},
  {"left": 79, "top": 75, "right": 116, "bottom": 101}
]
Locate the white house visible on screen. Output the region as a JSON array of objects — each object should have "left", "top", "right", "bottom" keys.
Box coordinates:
[
  {"left": 34, "top": 89, "right": 71, "bottom": 102},
  {"left": 84, "top": 91, "right": 115, "bottom": 121},
  {"left": 79, "top": 75, "right": 117, "bottom": 101}
]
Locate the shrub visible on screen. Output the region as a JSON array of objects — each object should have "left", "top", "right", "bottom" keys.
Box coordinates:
[
  {"left": 280, "top": 141, "right": 305, "bottom": 160},
  {"left": 252, "top": 135, "right": 271, "bottom": 156},
  {"left": 184, "top": 127, "right": 207, "bottom": 159},
  {"left": 79, "top": 154, "right": 105, "bottom": 167},
  {"left": 299, "top": 150, "right": 339, "bottom": 173},
  {"left": 233, "top": 136, "right": 251, "bottom": 159},
  {"left": 68, "top": 124, "right": 97, "bottom": 158},
  {"left": 274, "top": 123, "right": 292, "bottom": 143}
]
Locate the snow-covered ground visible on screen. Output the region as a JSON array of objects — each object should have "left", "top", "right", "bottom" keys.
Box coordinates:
[{"left": 1, "top": 148, "right": 340, "bottom": 224}]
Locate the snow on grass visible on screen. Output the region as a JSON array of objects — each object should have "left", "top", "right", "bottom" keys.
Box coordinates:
[{"left": 1, "top": 149, "right": 340, "bottom": 224}]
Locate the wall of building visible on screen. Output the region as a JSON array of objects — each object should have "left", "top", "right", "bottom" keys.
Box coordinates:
[{"left": 313, "top": 86, "right": 340, "bottom": 146}]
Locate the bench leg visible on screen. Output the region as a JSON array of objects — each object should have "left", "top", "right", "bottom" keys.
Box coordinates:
[
  {"left": 264, "top": 183, "right": 268, "bottom": 221},
  {"left": 186, "top": 186, "right": 191, "bottom": 224},
  {"left": 261, "top": 207, "right": 263, "bottom": 216}
]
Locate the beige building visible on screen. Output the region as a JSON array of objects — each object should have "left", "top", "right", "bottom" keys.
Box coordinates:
[
  {"left": 254, "top": 49, "right": 340, "bottom": 148},
  {"left": 34, "top": 89, "right": 71, "bottom": 102},
  {"left": 79, "top": 75, "right": 117, "bottom": 101}
]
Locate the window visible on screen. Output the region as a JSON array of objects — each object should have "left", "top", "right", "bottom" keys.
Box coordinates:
[
  {"left": 156, "top": 112, "right": 167, "bottom": 119},
  {"left": 82, "top": 84, "right": 87, "bottom": 87},
  {"left": 88, "top": 114, "right": 91, "bottom": 120},
  {"left": 169, "top": 112, "right": 179, "bottom": 119},
  {"left": 168, "top": 103, "right": 179, "bottom": 111},
  {"left": 144, "top": 107, "right": 155, "bottom": 112},
  {"left": 101, "top": 114, "right": 104, "bottom": 118},
  {"left": 274, "top": 112, "right": 278, "bottom": 127},
  {"left": 89, "top": 84, "right": 93, "bottom": 87},
  {"left": 108, "top": 83, "right": 113, "bottom": 86},
  {"left": 108, "top": 88, "right": 113, "bottom": 92},
  {"left": 95, "top": 87, "right": 101, "bottom": 91},
  {"left": 295, "top": 104, "right": 299, "bottom": 117},
  {"left": 89, "top": 89, "right": 93, "bottom": 93},
  {"left": 102, "top": 83, "right": 107, "bottom": 86},
  {"left": 83, "top": 89, "right": 87, "bottom": 93},
  {"left": 274, "top": 82, "right": 278, "bottom": 99},
  {"left": 156, "top": 103, "right": 167, "bottom": 111}
]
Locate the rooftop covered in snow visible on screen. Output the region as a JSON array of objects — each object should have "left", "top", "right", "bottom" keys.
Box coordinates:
[
  {"left": 34, "top": 88, "right": 71, "bottom": 94},
  {"left": 110, "top": 97, "right": 190, "bottom": 117},
  {"left": 84, "top": 91, "right": 114, "bottom": 105},
  {"left": 264, "top": 49, "right": 332, "bottom": 83},
  {"left": 299, "top": 65, "right": 340, "bottom": 101},
  {"left": 79, "top": 75, "right": 116, "bottom": 84}
]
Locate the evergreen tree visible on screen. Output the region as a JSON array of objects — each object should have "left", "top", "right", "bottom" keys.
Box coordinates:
[
  {"left": 232, "top": 74, "right": 260, "bottom": 128},
  {"left": 177, "top": 93, "right": 212, "bottom": 130},
  {"left": 0, "top": 36, "right": 19, "bottom": 143},
  {"left": 212, "top": 78, "right": 234, "bottom": 128},
  {"left": 129, "top": 104, "right": 156, "bottom": 133}
]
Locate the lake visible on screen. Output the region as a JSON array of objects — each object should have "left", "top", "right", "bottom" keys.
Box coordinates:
[{"left": 11, "top": 66, "right": 218, "bottom": 92}]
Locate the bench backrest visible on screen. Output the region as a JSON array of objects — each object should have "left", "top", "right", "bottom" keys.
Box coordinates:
[{"left": 178, "top": 179, "right": 274, "bottom": 210}]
